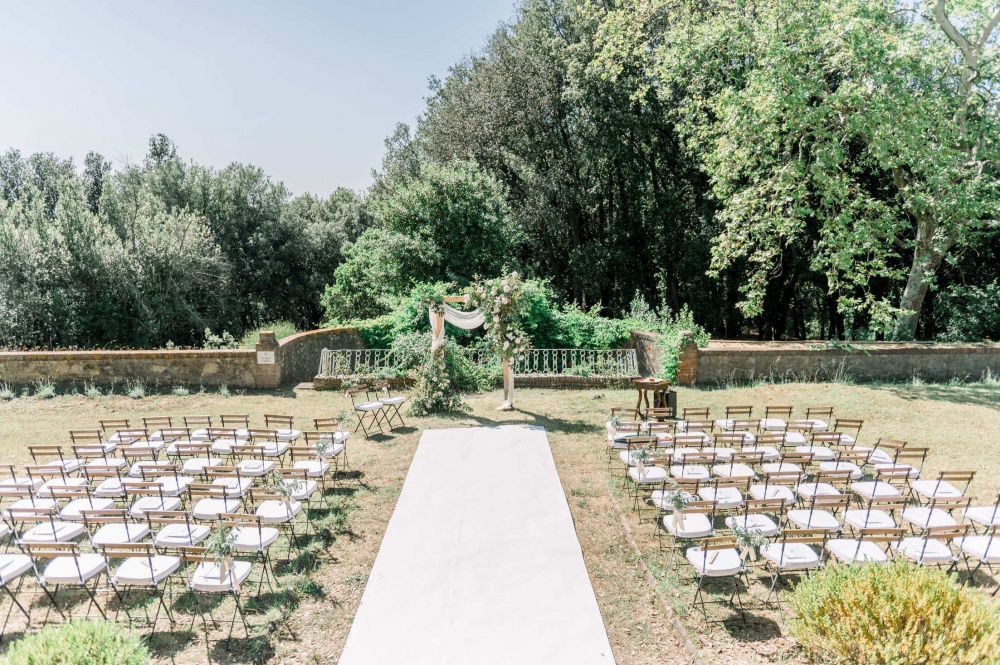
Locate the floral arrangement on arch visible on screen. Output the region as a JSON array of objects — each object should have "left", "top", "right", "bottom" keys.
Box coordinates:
[
  {"left": 408, "top": 337, "right": 468, "bottom": 416},
  {"left": 466, "top": 270, "right": 531, "bottom": 362}
]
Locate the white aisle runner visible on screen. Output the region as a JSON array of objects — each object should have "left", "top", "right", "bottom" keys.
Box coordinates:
[{"left": 338, "top": 425, "right": 616, "bottom": 665}]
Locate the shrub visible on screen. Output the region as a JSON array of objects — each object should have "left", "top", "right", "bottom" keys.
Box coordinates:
[
  {"left": 33, "top": 380, "right": 56, "bottom": 399},
  {"left": 239, "top": 321, "right": 300, "bottom": 349},
  {"left": 202, "top": 328, "right": 238, "bottom": 349},
  {"left": 0, "top": 383, "right": 15, "bottom": 400},
  {"left": 217, "top": 384, "right": 231, "bottom": 397},
  {"left": 83, "top": 382, "right": 102, "bottom": 398},
  {"left": 171, "top": 385, "right": 190, "bottom": 397},
  {"left": 125, "top": 380, "right": 146, "bottom": 399},
  {"left": 654, "top": 305, "right": 710, "bottom": 382},
  {"left": 2, "top": 619, "right": 150, "bottom": 665},
  {"left": 788, "top": 561, "right": 1000, "bottom": 665}
]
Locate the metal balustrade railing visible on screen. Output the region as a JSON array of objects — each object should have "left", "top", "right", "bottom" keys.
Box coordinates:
[{"left": 317, "top": 347, "right": 638, "bottom": 378}]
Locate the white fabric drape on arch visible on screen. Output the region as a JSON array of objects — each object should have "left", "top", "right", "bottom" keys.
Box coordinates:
[{"left": 428, "top": 304, "right": 514, "bottom": 410}]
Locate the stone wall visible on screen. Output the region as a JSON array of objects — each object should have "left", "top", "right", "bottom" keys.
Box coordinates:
[
  {"left": 632, "top": 333, "right": 1000, "bottom": 385},
  {"left": 0, "top": 349, "right": 257, "bottom": 388},
  {"left": 270, "top": 327, "right": 366, "bottom": 388},
  {"left": 0, "top": 326, "right": 365, "bottom": 390}
]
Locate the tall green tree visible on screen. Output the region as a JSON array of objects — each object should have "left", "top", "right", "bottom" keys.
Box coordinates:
[{"left": 597, "top": 0, "right": 1000, "bottom": 339}]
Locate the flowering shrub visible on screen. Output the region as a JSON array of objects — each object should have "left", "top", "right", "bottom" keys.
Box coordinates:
[{"left": 467, "top": 270, "right": 532, "bottom": 361}]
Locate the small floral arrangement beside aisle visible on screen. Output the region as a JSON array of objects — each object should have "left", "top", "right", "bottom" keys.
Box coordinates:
[{"left": 466, "top": 269, "right": 532, "bottom": 364}]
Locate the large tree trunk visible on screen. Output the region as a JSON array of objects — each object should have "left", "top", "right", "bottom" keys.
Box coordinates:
[{"left": 892, "top": 220, "right": 949, "bottom": 340}]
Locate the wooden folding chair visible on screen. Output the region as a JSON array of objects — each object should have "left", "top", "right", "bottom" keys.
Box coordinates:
[
  {"left": 346, "top": 385, "right": 385, "bottom": 437},
  {"left": 686, "top": 535, "right": 749, "bottom": 625},
  {"left": 101, "top": 542, "right": 179, "bottom": 626},
  {"left": 25, "top": 541, "right": 110, "bottom": 621},
  {"left": 179, "top": 545, "right": 252, "bottom": 643}
]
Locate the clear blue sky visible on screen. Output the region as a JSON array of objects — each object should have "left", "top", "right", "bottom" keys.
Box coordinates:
[{"left": 0, "top": 0, "right": 515, "bottom": 195}]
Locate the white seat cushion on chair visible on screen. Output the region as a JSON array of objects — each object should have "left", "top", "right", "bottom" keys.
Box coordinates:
[
  {"left": 671, "top": 447, "right": 703, "bottom": 462},
  {"left": 844, "top": 509, "right": 896, "bottom": 530},
  {"left": 686, "top": 546, "right": 743, "bottom": 577},
  {"left": 697, "top": 486, "right": 743, "bottom": 509},
  {"left": 663, "top": 513, "right": 713, "bottom": 539},
  {"left": 760, "top": 542, "right": 821, "bottom": 570},
  {"left": 93, "top": 478, "right": 125, "bottom": 498},
  {"left": 0, "top": 476, "right": 43, "bottom": 490},
  {"left": 236, "top": 460, "right": 275, "bottom": 477},
  {"left": 712, "top": 463, "right": 757, "bottom": 480},
  {"left": 93, "top": 522, "right": 150, "bottom": 546},
  {"left": 43, "top": 459, "right": 82, "bottom": 474},
  {"left": 854, "top": 446, "right": 893, "bottom": 465},
  {"left": 901, "top": 507, "right": 958, "bottom": 530},
  {"left": 651, "top": 489, "right": 695, "bottom": 512},
  {"left": 211, "top": 477, "right": 254, "bottom": 497},
  {"left": 190, "top": 560, "right": 253, "bottom": 592},
  {"left": 21, "top": 521, "right": 85, "bottom": 543},
  {"left": 796, "top": 483, "right": 843, "bottom": 500},
  {"left": 115, "top": 555, "right": 180, "bottom": 585},
  {"left": 826, "top": 539, "right": 888, "bottom": 564},
  {"left": 954, "top": 535, "right": 1000, "bottom": 562},
  {"left": 181, "top": 458, "right": 223, "bottom": 474},
  {"left": 740, "top": 446, "right": 778, "bottom": 461},
  {"left": 0, "top": 554, "right": 33, "bottom": 585},
  {"left": 964, "top": 506, "right": 1000, "bottom": 527},
  {"left": 129, "top": 462, "right": 161, "bottom": 479},
  {"left": 354, "top": 402, "right": 383, "bottom": 411},
  {"left": 4, "top": 498, "right": 57, "bottom": 516},
  {"left": 793, "top": 419, "right": 829, "bottom": 431},
  {"left": 260, "top": 442, "right": 289, "bottom": 458},
  {"left": 210, "top": 438, "right": 247, "bottom": 455},
  {"left": 59, "top": 498, "right": 116, "bottom": 521},
  {"left": 231, "top": 526, "right": 280, "bottom": 551},
  {"left": 84, "top": 457, "right": 126, "bottom": 470},
  {"left": 795, "top": 446, "right": 835, "bottom": 461},
  {"left": 749, "top": 484, "right": 795, "bottom": 502},
  {"left": 189, "top": 429, "right": 211, "bottom": 441},
  {"left": 380, "top": 396, "right": 407, "bottom": 406},
  {"left": 699, "top": 447, "right": 734, "bottom": 462},
  {"left": 38, "top": 478, "right": 89, "bottom": 496},
  {"left": 293, "top": 459, "right": 330, "bottom": 477},
  {"left": 818, "top": 461, "right": 863, "bottom": 479},
  {"left": 787, "top": 509, "right": 842, "bottom": 532},
  {"left": 852, "top": 481, "right": 901, "bottom": 500},
  {"left": 129, "top": 496, "right": 182, "bottom": 518},
  {"left": 872, "top": 463, "right": 919, "bottom": 479},
  {"left": 894, "top": 537, "right": 956, "bottom": 564},
  {"left": 154, "top": 475, "right": 194, "bottom": 497},
  {"left": 782, "top": 432, "right": 808, "bottom": 446},
  {"left": 761, "top": 462, "right": 803, "bottom": 475},
  {"left": 192, "top": 498, "right": 243, "bottom": 521},
  {"left": 668, "top": 465, "right": 710, "bottom": 481},
  {"left": 911, "top": 480, "right": 965, "bottom": 501},
  {"left": 274, "top": 429, "right": 302, "bottom": 441},
  {"left": 724, "top": 514, "right": 779, "bottom": 537},
  {"left": 629, "top": 466, "right": 668, "bottom": 484},
  {"left": 283, "top": 479, "right": 318, "bottom": 501},
  {"left": 42, "top": 554, "right": 106, "bottom": 584},
  {"left": 255, "top": 500, "right": 302, "bottom": 523},
  {"left": 155, "top": 523, "right": 210, "bottom": 547},
  {"left": 320, "top": 442, "right": 346, "bottom": 459},
  {"left": 759, "top": 418, "right": 787, "bottom": 431}
]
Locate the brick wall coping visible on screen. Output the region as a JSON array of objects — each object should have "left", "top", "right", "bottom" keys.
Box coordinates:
[
  {"left": 700, "top": 341, "right": 1000, "bottom": 355},
  {"left": 276, "top": 326, "right": 359, "bottom": 349}
]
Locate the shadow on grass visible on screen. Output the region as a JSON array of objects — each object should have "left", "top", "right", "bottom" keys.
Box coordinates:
[
  {"left": 143, "top": 629, "right": 198, "bottom": 659},
  {"left": 870, "top": 382, "right": 1000, "bottom": 409}
]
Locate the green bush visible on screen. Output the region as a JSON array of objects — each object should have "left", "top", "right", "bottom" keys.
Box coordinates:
[
  {"left": 934, "top": 282, "right": 1000, "bottom": 342},
  {"left": 654, "top": 305, "right": 710, "bottom": 382},
  {"left": 2, "top": 620, "right": 150, "bottom": 665},
  {"left": 788, "top": 561, "right": 1000, "bottom": 665},
  {"left": 239, "top": 321, "right": 300, "bottom": 348}
]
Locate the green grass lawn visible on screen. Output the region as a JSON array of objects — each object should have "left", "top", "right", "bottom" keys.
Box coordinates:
[{"left": 0, "top": 381, "right": 997, "bottom": 664}]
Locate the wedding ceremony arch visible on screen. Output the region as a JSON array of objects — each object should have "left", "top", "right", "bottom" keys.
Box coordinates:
[{"left": 428, "top": 295, "right": 516, "bottom": 410}]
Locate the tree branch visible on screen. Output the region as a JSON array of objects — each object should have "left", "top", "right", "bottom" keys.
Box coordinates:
[
  {"left": 976, "top": 7, "right": 1000, "bottom": 50},
  {"left": 933, "top": 0, "right": 974, "bottom": 64}
]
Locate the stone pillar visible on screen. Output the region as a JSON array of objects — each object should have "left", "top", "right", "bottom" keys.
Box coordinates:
[
  {"left": 676, "top": 331, "right": 699, "bottom": 386},
  {"left": 255, "top": 331, "right": 280, "bottom": 389}
]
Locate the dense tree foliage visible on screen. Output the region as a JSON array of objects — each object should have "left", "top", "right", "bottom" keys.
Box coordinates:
[{"left": 0, "top": 138, "right": 368, "bottom": 349}]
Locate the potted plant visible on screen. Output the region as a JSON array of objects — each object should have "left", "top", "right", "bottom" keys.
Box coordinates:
[{"left": 206, "top": 522, "right": 238, "bottom": 582}]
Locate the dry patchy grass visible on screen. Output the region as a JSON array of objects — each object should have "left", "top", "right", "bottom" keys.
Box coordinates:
[{"left": 0, "top": 381, "right": 997, "bottom": 664}]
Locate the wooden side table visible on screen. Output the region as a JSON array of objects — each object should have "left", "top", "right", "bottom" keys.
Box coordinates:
[{"left": 633, "top": 378, "right": 672, "bottom": 415}]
